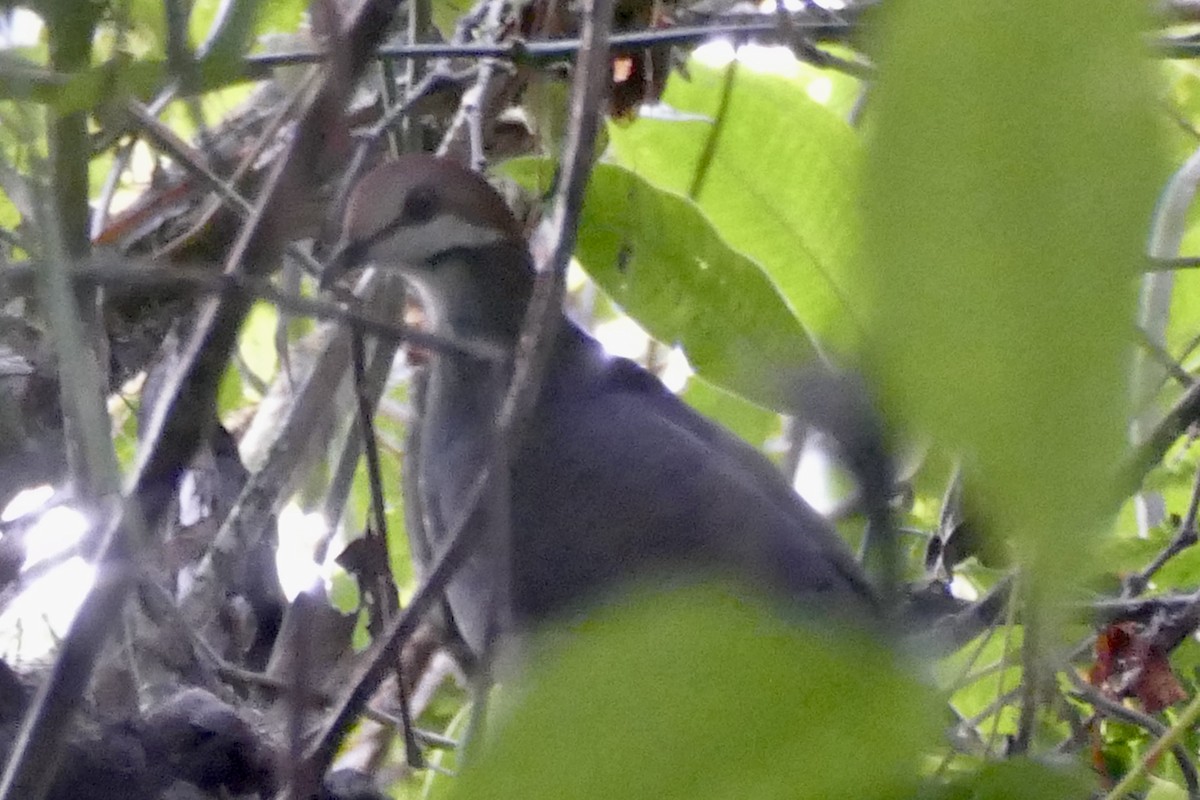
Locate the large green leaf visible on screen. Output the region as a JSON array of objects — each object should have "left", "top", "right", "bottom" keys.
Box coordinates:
[
  {"left": 451, "top": 583, "right": 938, "bottom": 800},
  {"left": 609, "top": 62, "right": 864, "bottom": 352},
  {"left": 191, "top": 0, "right": 306, "bottom": 57},
  {"left": 507, "top": 159, "right": 817, "bottom": 411},
  {"left": 861, "top": 0, "right": 1164, "bottom": 591},
  {"left": 681, "top": 374, "right": 781, "bottom": 452}
]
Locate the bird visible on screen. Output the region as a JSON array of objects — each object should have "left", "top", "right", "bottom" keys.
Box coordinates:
[{"left": 325, "top": 153, "right": 881, "bottom": 658}]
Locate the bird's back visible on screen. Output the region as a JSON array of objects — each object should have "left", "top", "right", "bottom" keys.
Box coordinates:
[{"left": 505, "top": 323, "right": 880, "bottom": 630}]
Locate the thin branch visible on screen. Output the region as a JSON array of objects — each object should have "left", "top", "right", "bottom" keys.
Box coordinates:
[
  {"left": 961, "top": 686, "right": 1022, "bottom": 734},
  {"left": 1118, "top": 376, "right": 1200, "bottom": 501},
  {"left": 0, "top": 258, "right": 506, "bottom": 363},
  {"left": 1148, "top": 255, "right": 1200, "bottom": 270},
  {"left": 1091, "top": 587, "right": 1200, "bottom": 624},
  {"left": 1124, "top": 465, "right": 1200, "bottom": 597},
  {"left": 40, "top": 4, "right": 112, "bottom": 503},
  {"left": 1012, "top": 600, "right": 1039, "bottom": 755},
  {"left": 301, "top": 459, "right": 496, "bottom": 775},
  {"left": 122, "top": 100, "right": 326, "bottom": 277},
  {"left": 0, "top": 10, "right": 871, "bottom": 113},
  {"left": 351, "top": 330, "right": 407, "bottom": 618},
  {"left": 404, "top": 0, "right": 434, "bottom": 153},
  {"left": 90, "top": 134, "right": 138, "bottom": 241},
  {"left": 347, "top": 324, "right": 424, "bottom": 770},
  {"left": 1134, "top": 325, "right": 1195, "bottom": 389},
  {"left": 247, "top": 14, "right": 861, "bottom": 70},
  {"left": 319, "top": 315, "right": 409, "bottom": 542}
]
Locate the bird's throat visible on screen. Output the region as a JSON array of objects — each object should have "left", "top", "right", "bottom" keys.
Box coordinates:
[{"left": 417, "top": 243, "right": 535, "bottom": 342}]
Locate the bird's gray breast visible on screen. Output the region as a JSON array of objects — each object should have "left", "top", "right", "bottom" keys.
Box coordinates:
[{"left": 417, "top": 359, "right": 509, "bottom": 654}]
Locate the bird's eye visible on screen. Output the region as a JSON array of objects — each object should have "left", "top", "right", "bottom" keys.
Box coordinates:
[{"left": 402, "top": 186, "right": 438, "bottom": 224}]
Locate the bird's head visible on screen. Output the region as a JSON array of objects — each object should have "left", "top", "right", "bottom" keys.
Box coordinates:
[{"left": 324, "top": 154, "right": 535, "bottom": 339}]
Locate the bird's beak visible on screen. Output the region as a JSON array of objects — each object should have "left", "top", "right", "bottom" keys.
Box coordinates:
[{"left": 319, "top": 238, "right": 367, "bottom": 291}]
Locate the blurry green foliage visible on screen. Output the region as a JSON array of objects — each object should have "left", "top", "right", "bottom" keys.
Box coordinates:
[
  {"left": 860, "top": 0, "right": 1164, "bottom": 599},
  {"left": 921, "top": 759, "right": 1092, "bottom": 800},
  {"left": 451, "top": 583, "right": 939, "bottom": 800}
]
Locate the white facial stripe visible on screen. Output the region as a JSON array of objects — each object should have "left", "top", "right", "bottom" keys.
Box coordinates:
[{"left": 369, "top": 213, "right": 509, "bottom": 266}]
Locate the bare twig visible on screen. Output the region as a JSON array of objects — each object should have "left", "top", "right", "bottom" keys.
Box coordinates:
[
  {"left": 347, "top": 324, "right": 424, "bottom": 770},
  {"left": 248, "top": 13, "right": 861, "bottom": 69},
  {"left": 1012, "top": 601, "right": 1039, "bottom": 755},
  {"left": 404, "top": 0, "right": 433, "bottom": 152},
  {"left": 301, "top": 459, "right": 496, "bottom": 775},
  {"left": 319, "top": 300, "right": 410, "bottom": 541},
  {"left": 0, "top": 257, "right": 506, "bottom": 362},
  {"left": 1092, "top": 588, "right": 1200, "bottom": 626},
  {"left": 350, "top": 327, "right": 401, "bottom": 627},
  {"left": 38, "top": 4, "right": 112, "bottom": 506},
  {"left": 437, "top": 0, "right": 520, "bottom": 168}
]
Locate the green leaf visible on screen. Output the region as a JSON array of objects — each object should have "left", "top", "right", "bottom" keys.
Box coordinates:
[
  {"left": 347, "top": 443, "right": 413, "bottom": 592},
  {"left": 193, "top": 0, "right": 260, "bottom": 64},
  {"left": 451, "top": 583, "right": 938, "bottom": 800},
  {"left": 1146, "top": 777, "right": 1190, "bottom": 800},
  {"left": 256, "top": 0, "right": 306, "bottom": 34},
  {"left": 123, "top": 0, "right": 169, "bottom": 56},
  {"left": 237, "top": 301, "right": 279, "bottom": 384},
  {"left": 505, "top": 159, "right": 817, "bottom": 411},
  {"left": 431, "top": 0, "right": 476, "bottom": 39},
  {"left": 860, "top": 0, "right": 1164, "bottom": 592},
  {"left": 328, "top": 570, "right": 361, "bottom": 615},
  {"left": 939, "top": 628, "right": 1023, "bottom": 740},
  {"left": 923, "top": 759, "right": 1092, "bottom": 800},
  {"left": 681, "top": 373, "right": 781, "bottom": 451},
  {"left": 609, "top": 61, "right": 864, "bottom": 352}
]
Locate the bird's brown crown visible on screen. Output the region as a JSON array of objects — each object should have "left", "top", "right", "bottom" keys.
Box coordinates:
[{"left": 342, "top": 154, "right": 524, "bottom": 263}]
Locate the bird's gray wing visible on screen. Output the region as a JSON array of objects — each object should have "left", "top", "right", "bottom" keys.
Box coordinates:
[{"left": 510, "top": 345, "right": 878, "bottom": 624}]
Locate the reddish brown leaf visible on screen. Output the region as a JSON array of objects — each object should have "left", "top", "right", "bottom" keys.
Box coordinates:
[{"left": 1090, "top": 622, "right": 1188, "bottom": 713}]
